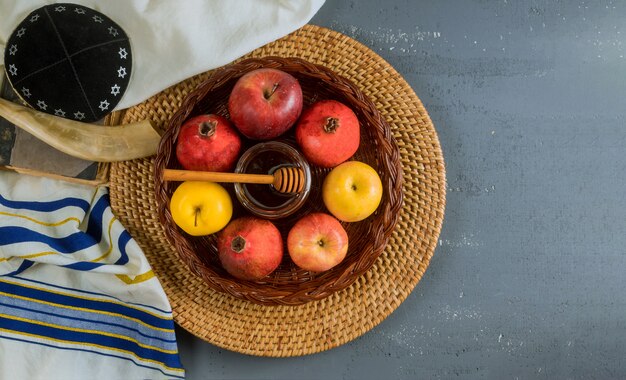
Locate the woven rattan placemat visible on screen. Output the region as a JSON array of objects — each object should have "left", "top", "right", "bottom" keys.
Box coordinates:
[{"left": 106, "top": 25, "right": 446, "bottom": 357}]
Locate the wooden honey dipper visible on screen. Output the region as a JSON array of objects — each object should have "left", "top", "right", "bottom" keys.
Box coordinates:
[{"left": 163, "top": 167, "right": 306, "bottom": 194}]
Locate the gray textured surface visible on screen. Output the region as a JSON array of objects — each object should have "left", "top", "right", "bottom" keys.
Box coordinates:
[{"left": 176, "top": 1, "right": 626, "bottom": 378}]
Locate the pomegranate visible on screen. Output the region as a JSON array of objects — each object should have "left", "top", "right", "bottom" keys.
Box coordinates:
[
  {"left": 217, "top": 217, "right": 283, "bottom": 281},
  {"left": 176, "top": 114, "right": 242, "bottom": 172},
  {"left": 295, "top": 100, "right": 360, "bottom": 168}
]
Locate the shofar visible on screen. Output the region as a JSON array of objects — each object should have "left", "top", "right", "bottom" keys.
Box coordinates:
[{"left": 0, "top": 97, "right": 160, "bottom": 162}]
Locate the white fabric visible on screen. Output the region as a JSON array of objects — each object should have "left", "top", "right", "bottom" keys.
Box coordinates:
[
  {"left": 0, "top": 171, "right": 184, "bottom": 379},
  {"left": 0, "top": 173, "right": 148, "bottom": 275},
  {"left": 0, "top": 0, "right": 325, "bottom": 110}
]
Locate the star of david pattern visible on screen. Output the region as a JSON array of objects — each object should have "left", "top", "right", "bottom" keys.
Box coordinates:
[
  {"left": 3, "top": 4, "right": 132, "bottom": 122},
  {"left": 98, "top": 100, "right": 110, "bottom": 111}
]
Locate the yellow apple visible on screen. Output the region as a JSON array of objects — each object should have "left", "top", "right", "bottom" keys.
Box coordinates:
[
  {"left": 169, "top": 181, "right": 232, "bottom": 236},
  {"left": 322, "top": 161, "right": 383, "bottom": 222}
]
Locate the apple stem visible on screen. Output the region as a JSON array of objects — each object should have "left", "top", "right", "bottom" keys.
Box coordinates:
[
  {"left": 324, "top": 117, "right": 339, "bottom": 133},
  {"left": 264, "top": 83, "right": 280, "bottom": 99},
  {"left": 231, "top": 236, "right": 246, "bottom": 253},
  {"left": 194, "top": 208, "right": 200, "bottom": 227},
  {"left": 199, "top": 121, "right": 217, "bottom": 138}
]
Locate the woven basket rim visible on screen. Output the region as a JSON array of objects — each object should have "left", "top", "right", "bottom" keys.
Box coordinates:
[{"left": 153, "top": 56, "right": 404, "bottom": 306}]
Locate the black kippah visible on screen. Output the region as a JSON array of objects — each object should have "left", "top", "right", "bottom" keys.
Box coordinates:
[{"left": 4, "top": 3, "right": 132, "bottom": 122}]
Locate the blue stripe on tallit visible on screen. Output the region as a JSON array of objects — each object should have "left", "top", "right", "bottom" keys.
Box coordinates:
[
  {"left": 7, "top": 275, "right": 172, "bottom": 314},
  {"left": 0, "top": 280, "right": 173, "bottom": 330},
  {"left": 1, "top": 193, "right": 129, "bottom": 272},
  {"left": 0, "top": 227, "right": 97, "bottom": 253},
  {"left": 0, "top": 299, "right": 177, "bottom": 344},
  {"left": 0, "top": 194, "right": 90, "bottom": 213},
  {"left": 0, "top": 334, "right": 184, "bottom": 378},
  {"left": 62, "top": 261, "right": 105, "bottom": 271},
  {"left": 2, "top": 260, "right": 35, "bottom": 276},
  {"left": 114, "top": 230, "right": 131, "bottom": 265},
  {"left": 85, "top": 194, "right": 109, "bottom": 242},
  {"left": 62, "top": 229, "right": 130, "bottom": 271},
  {"left": 0, "top": 315, "right": 182, "bottom": 370}
]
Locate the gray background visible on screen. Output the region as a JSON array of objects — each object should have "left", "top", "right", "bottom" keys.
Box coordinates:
[{"left": 177, "top": 1, "right": 626, "bottom": 378}]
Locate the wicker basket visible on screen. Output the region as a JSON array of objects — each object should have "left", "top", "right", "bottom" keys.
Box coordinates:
[{"left": 153, "top": 56, "right": 403, "bottom": 306}]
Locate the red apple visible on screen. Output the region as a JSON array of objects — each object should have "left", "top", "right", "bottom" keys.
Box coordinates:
[
  {"left": 176, "top": 114, "right": 242, "bottom": 172},
  {"left": 217, "top": 217, "right": 283, "bottom": 281},
  {"left": 295, "top": 100, "right": 360, "bottom": 168},
  {"left": 228, "top": 68, "right": 303, "bottom": 140},
  {"left": 287, "top": 213, "right": 348, "bottom": 272}
]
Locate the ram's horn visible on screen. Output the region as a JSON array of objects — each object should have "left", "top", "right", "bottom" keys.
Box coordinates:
[{"left": 0, "top": 98, "right": 160, "bottom": 162}]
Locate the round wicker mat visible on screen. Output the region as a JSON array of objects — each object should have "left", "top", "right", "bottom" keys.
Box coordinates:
[{"left": 107, "top": 25, "right": 446, "bottom": 356}]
